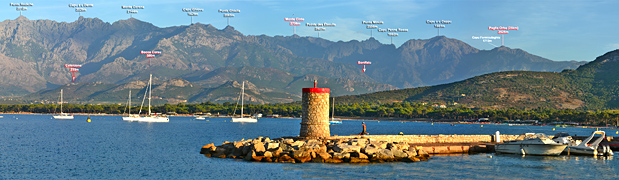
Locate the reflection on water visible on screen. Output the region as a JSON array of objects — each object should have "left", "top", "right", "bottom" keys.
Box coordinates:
[{"left": 282, "top": 153, "right": 618, "bottom": 179}]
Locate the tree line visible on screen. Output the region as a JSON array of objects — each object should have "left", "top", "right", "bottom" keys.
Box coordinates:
[{"left": 1, "top": 101, "right": 617, "bottom": 126}]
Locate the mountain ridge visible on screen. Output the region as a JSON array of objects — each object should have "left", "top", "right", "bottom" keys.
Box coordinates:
[
  {"left": 336, "top": 49, "right": 619, "bottom": 110},
  {"left": 0, "top": 17, "right": 586, "bottom": 104}
]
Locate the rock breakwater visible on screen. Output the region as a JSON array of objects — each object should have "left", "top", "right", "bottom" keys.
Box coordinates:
[{"left": 200, "top": 136, "right": 431, "bottom": 163}]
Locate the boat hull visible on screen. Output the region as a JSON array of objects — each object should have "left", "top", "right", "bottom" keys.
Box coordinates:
[
  {"left": 329, "top": 120, "right": 342, "bottom": 124},
  {"left": 232, "top": 117, "right": 257, "bottom": 123},
  {"left": 567, "top": 147, "right": 598, "bottom": 155},
  {"left": 122, "top": 116, "right": 140, "bottom": 121},
  {"left": 53, "top": 115, "right": 74, "bottom": 119},
  {"left": 136, "top": 116, "right": 169, "bottom": 122},
  {"left": 495, "top": 144, "right": 567, "bottom": 155}
]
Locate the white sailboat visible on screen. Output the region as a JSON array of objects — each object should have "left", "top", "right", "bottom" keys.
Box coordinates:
[
  {"left": 131, "top": 74, "right": 169, "bottom": 122},
  {"left": 53, "top": 89, "right": 74, "bottom": 119},
  {"left": 329, "top": 97, "right": 341, "bottom": 124},
  {"left": 122, "top": 90, "right": 140, "bottom": 121},
  {"left": 232, "top": 81, "right": 257, "bottom": 123}
]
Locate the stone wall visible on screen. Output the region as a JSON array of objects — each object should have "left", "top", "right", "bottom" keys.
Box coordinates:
[
  {"left": 327, "top": 135, "right": 522, "bottom": 143},
  {"left": 300, "top": 90, "right": 330, "bottom": 138}
]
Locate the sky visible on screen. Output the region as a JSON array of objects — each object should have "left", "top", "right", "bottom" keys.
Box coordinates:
[{"left": 3, "top": 0, "right": 618, "bottom": 62}]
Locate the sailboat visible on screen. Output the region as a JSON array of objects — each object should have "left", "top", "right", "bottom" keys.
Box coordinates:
[
  {"left": 53, "top": 89, "right": 74, "bottom": 119},
  {"left": 122, "top": 90, "right": 140, "bottom": 121},
  {"left": 232, "top": 81, "right": 257, "bottom": 123},
  {"left": 132, "top": 74, "right": 169, "bottom": 122},
  {"left": 329, "top": 97, "right": 341, "bottom": 124}
]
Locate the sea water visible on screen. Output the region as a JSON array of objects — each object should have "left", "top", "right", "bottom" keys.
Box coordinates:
[{"left": 0, "top": 115, "right": 617, "bottom": 179}]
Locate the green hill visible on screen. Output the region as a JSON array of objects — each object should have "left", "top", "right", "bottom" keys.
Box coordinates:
[{"left": 337, "top": 50, "right": 619, "bottom": 110}]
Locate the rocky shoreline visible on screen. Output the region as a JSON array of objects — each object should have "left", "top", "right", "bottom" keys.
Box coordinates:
[{"left": 200, "top": 136, "right": 431, "bottom": 163}]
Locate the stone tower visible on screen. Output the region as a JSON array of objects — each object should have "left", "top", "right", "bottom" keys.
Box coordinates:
[{"left": 299, "top": 80, "right": 330, "bottom": 138}]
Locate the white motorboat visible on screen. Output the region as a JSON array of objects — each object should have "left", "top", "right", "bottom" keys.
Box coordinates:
[
  {"left": 128, "top": 74, "right": 169, "bottom": 123},
  {"left": 195, "top": 116, "right": 206, "bottom": 120},
  {"left": 53, "top": 89, "right": 74, "bottom": 119},
  {"left": 231, "top": 81, "right": 257, "bottom": 123},
  {"left": 495, "top": 133, "right": 567, "bottom": 155},
  {"left": 560, "top": 131, "right": 614, "bottom": 156}
]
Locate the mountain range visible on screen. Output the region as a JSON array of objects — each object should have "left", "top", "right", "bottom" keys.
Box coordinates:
[
  {"left": 0, "top": 16, "right": 585, "bottom": 104},
  {"left": 337, "top": 50, "right": 619, "bottom": 110}
]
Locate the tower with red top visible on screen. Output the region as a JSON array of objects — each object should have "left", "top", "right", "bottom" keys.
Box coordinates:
[{"left": 300, "top": 80, "right": 331, "bottom": 138}]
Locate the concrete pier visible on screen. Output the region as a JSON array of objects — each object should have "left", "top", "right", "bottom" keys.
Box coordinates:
[{"left": 322, "top": 134, "right": 522, "bottom": 154}]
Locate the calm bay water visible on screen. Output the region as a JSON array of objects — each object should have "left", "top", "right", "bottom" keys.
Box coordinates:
[{"left": 1, "top": 114, "right": 617, "bottom": 179}]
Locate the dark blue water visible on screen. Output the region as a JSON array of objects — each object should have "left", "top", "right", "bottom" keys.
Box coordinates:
[{"left": 1, "top": 115, "right": 617, "bottom": 179}]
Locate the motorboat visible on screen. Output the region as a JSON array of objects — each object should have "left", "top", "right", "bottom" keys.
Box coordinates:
[
  {"left": 495, "top": 133, "right": 567, "bottom": 155},
  {"left": 555, "top": 131, "right": 613, "bottom": 156},
  {"left": 195, "top": 116, "right": 206, "bottom": 120}
]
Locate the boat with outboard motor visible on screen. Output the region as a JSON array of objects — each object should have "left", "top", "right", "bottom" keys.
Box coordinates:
[
  {"left": 553, "top": 131, "right": 613, "bottom": 156},
  {"left": 495, "top": 133, "right": 567, "bottom": 155}
]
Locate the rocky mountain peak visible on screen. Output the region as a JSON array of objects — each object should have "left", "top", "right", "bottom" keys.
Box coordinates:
[
  {"left": 112, "top": 17, "right": 156, "bottom": 30},
  {"left": 15, "top": 15, "right": 29, "bottom": 22},
  {"left": 222, "top": 25, "right": 243, "bottom": 35}
]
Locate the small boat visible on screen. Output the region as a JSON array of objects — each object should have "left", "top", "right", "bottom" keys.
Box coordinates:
[
  {"left": 53, "top": 89, "right": 74, "bottom": 119},
  {"left": 329, "top": 120, "right": 342, "bottom": 124},
  {"left": 231, "top": 81, "right": 257, "bottom": 123},
  {"left": 559, "top": 131, "right": 613, "bottom": 156},
  {"left": 495, "top": 133, "right": 567, "bottom": 155},
  {"left": 195, "top": 116, "right": 206, "bottom": 120}
]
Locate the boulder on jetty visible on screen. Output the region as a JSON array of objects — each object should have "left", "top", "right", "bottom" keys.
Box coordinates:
[{"left": 200, "top": 137, "right": 431, "bottom": 163}]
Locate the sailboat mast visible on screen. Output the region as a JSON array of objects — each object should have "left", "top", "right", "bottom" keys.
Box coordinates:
[
  {"left": 148, "top": 74, "right": 152, "bottom": 116},
  {"left": 332, "top": 97, "right": 335, "bottom": 121},
  {"left": 128, "top": 90, "right": 131, "bottom": 116},
  {"left": 240, "top": 81, "right": 244, "bottom": 117},
  {"left": 60, "top": 89, "right": 63, "bottom": 114}
]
